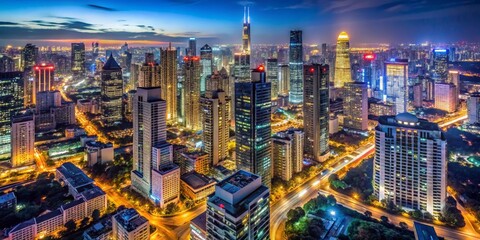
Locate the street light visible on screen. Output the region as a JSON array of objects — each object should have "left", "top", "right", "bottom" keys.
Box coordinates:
[{"left": 330, "top": 210, "right": 336, "bottom": 216}]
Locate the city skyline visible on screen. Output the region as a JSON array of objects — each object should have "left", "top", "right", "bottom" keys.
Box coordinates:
[{"left": 1, "top": 0, "right": 480, "bottom": 46}]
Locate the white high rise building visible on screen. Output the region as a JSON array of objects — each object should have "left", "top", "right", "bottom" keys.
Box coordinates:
[
  {"left": 467, "top": 93, "right": 480, "bottom": 125},
  {"left": 385, "top": 59, "right": 408, "bottom": 114},
  {"left": 373, "top": 113, "right": 447, "bottom": 217},
  {"left": 11, "top": 112, "right": 35, "bottom": 167}
]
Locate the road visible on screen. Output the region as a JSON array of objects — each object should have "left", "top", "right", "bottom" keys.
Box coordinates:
[{"left": 270, "top": 113, "right": 471, "bottom": 240}]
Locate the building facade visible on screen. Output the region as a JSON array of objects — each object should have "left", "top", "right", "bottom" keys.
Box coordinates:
[
  {"left": 434, "top": 83, "right": 457, "bottom": 113},
  {"left": 183, "top": 56, "right": 202, "bottom": 130},
  {"left": 385, "top": 59, "right": 408, "bottom": 114},
  {"left": 0, "top": 72, "right": 24, "bottom": 160},
  {"left": 289, "top": 30, "right": 303, "bottom": 105},
  {"left": 334, "top": 32, "right": 352, "bottom": 89},
  {"left": 160, "top": 44, "right": 178, "bottom": 122},
  {"left": 343, "top": 82, "right": 368, "bottom": 131},
  {"left": 467, "top": 93, "right": 480, "bottom": 125},
  {"left": 11, "top": 112, "right": 35, "bottom": 167},
  {"left": 101, "top": 54, "right": 123, "bottom": 126}
]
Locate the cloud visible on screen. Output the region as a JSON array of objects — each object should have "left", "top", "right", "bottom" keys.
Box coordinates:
[
  {"left": 136, "top": 25, "right": 155, "bottom": 31},
  {"left": 86, "top": 4, "right": 117, "bottom": 11},
  {"left": 0, "top": 21, "right": 20, "bottom": 26}
]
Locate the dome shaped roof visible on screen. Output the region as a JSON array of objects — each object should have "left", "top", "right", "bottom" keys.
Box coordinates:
[
  {"left": 338, "top": 31, "right": 349, "bottom": 40},
  {"left": 395, "top": 112, "right": 418, "bottom": 123}
]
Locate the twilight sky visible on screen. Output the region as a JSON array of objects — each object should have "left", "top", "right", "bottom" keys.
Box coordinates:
[{"left": 0, "top": 0, "right": 479, "bottom": 47}]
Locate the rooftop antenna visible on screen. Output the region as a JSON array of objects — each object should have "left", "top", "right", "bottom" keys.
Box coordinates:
[
  {"left": 247, "top": 7, "right": 250, "bottom": 24},
  {"left": 243, "top": 6, "right": 246, "bottom": 24}
]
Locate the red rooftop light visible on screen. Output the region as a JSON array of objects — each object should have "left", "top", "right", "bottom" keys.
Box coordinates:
[
  {"left": 309, "top": 68, "right": 315, "bottom": 73},
  {"left": 257, "top": 65, "right": 264, "bottom": 71},
  {"left": 363, "top": 54, "right": 376, "bottom": 60}
]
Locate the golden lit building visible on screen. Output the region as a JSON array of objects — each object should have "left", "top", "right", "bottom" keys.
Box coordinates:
[
  {"left": 160, "top": 44, "right": 178, "bottom": 122},
  {"left": 334, "top": 31, "right": 352, "bottom": 88},
  {"left": 183, "top": 56, "right": 202, "bottom": 130}
]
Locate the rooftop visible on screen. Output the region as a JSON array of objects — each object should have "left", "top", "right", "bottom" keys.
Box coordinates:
[
  {"left": 61, "top": 199, "right": 85, "bottom": 211},
  {"left": 9, "top": 219, "right": 35, "bottom": 234},
  {"left": 80, "top": 186, "right": 106, "bottom": 200},
  {"left": 57, "top": 162, "right": 93, "bottom": 188},
  {"left": 217, "top": 170, "right": 258, "bottom": 194},
  {"left": 35, "top": 209, "right": 62, "bottom": 224},
  {"left": 414, "top": 221, "right": 439, "bottom": 240},
  {"left": 191, "top": 212, "right": 207, "bottom": 232},
  {"left": 0, "top": 192, "right": 16, "bottom": 204},
  {"left": 114, "top": 208, "right": 148, "bottom": 232},
  {"left": 181, "top": 171, "right": 216, "bottom": 190},
  {"left": 84, "top": 219, "right": 112, "bottom": 239},
  {"left": 103, "top": 53, "right": 121, "bottom": 70},
  {"left": 378, "top": 114, "right": 440, "bottom": 131},
  {"left": 182, "top": 151, "right": 208, "bottom": 159}
]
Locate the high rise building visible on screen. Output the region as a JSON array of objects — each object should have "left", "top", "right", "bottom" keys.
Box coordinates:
[
  {"left": 112, "top": 208, "right": 150, "bottom": 240},
  {"left": 373, "top": 113, "right": 447, "bottom": 217},
  {"left": 71, "top": 43, "right": 85, "bottom": 78},
  {"left": 303, "top": 64, "right": 329, "bottom": 161},
  {"left": 413, "top": 83, "right": 423, "bottom": 108},
  {"left": 343, "top": 82, "right": 368, "bottom": 131},
  {"left": 467, "top": 93, "right": 480, "bottom": 125},
  {"left": 233, "top": 53, "right": 250, "bottom": 82},
  {"left": 138, "top": 53, "right": 161, "bottom": 88},
  {"left": 187, "top": 38, "right": 197, "bottom": 56},
  {"left": 34, "top": 91, "right": 75, "bottom": 131},
  {"left": 289, "top": 30, "right": 303, "bottom": 105},
  {"left": 278, "top": 64, "right": 289, "bottom": 95},
  {"left": 242, "top": 6, "right": 251, "bottom": 54},
  {"left": 272, "top": 130, "right": 304, "bottom": 181},
  {"left": 0, "top": 55, "right": 15, "bottom": 73},
  {"left": 334, "top": 32, "right": 352, "bottom": 88},
  {"left": 201, "top": 90, "right": 230, "bottom": 166},
  {"left": 200, "top": 44, "right": 213, "bottom": 93},
  {"left": 434, "top": 83, "right": 457, "bottom": 113},
  {"left": 100, "top": 54, "right": 123, "bottom": 126},
  {"left": 206, "top": 170, "right": 270, "bottom": 240},
  {"left": 131, "top": 87, "right": 167, "bottom": 198},
  {"left": 266, "top": 58, "right": 279, "bottom": 104},
  {"left": 385, "top": 59, "right": 408, "bottom": 114},
  {"left": 21, "top": 44, "right": 38, "bottom": 71},
  {"left": 183, "top": 56, "right": 202, "bottom": 130},
  {"left": 235, "top": 66, "right": 272, "bottom": 188},
  {"left": 11, "top": 112, "right": 35, "bottom": 167},
  {"left": 362, "top": 54, "right": 376, "bottom": 89},
  {"left": 0, "top": 72, "right": 24, "bottom": 160},
  {"left": 33, "top": 63, "right": 55, "bottom": 105},
  {"left": 447, "top": 70, "right": 460, "bottom": 107},
  {"left": 160, "top": 44, "right": 178, "bottom": 122},
  {"left": 92, "top": 42, "right": 99, "bottom": 59},
  {"left": 207, "top": 68, "right": 230, "bottom": 94},
  {"left": 432, "top": 49, "right": 449, "bottom": 81}
]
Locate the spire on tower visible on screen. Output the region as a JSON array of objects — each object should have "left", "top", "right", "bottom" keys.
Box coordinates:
[
  {"left": 247, "top": 7, "right": 250, "bottom": 23},
  {"left": 243, "top": 6, "right": 246, "bottom": 24}
]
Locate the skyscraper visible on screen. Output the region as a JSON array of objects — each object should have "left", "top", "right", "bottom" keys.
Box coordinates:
[
  {"left": 183, "top": 56, "right": 202, "bottom": 130},
  {"left": 233, "top": 53, "right": 250, "bottom": 82},
  {"left": 266, "top": 58, "right": 279, "bottom": 103},
  {"left": 160, "top": 44, "right": 178, "bottom": 122},
  {"left": 33, "top": 63, "right": 54, "bottom": 104},
  {"left": 0, "top": 55, "right": 15, "bottom": 73},
  {"left": 343, "top": 82, "right": 368, "bottom": 131},
  {"left": 138, "top": 53, "right": 161, "bottom": 88},
  {"left": 21, "top": 43, "right": 38, "bottom": 71},
  {"left": 272, "top": 130, "right": 304, "bottom": 181},
  {"left": 373, "top": 113, "right": 447, "bottom": 217},
  {"left": 207, "top": 68, "right": 230, "bottom": 94},
  {"left": 413, "top": 83, "right": 423, "bottom": 108},
  {"left": 200, "top": 44, "right": 213, "bottom": 93},
  {"left": 187, "top": 38, "right": 197, "bottom": 56},
  {"left": 206, "top": 170, "right": 270, "bottom": 240},
  {"left": 100, "top": 54, "right": 123, "bottom": 126},
  {"left": 289, "top": 30, "right": 303, "bottom": 105},
  {"left": 278, "top": 64, "right": 289, "bottom": 95},
  {"left": 385, "top": 59, "right": 408, "bottom": 114},
  {"left": 434, "top": 83, "right": 457, "bottom": 113},
  {"left": 242, "top": 6, "right": 251, "bottom": 54},
  {"left": 131, "top": 87, "right": 167, "bottom": 198},
  {"left": 11, "top": 111, "right": 35, "bottom": 167},
  {"left": 432, "top": 49, "right": 449, "bottom": 81},
  {"left": 467, "top": 93, "right": 480, "bottom": 125},
  {"left": 201, "top": 90, "right": 230, "bottom": 166},
  {"left": 71, "top": 43, "right": 85, "bottom": 78},
  {"left": 334, "top": 32, "right": 352, "bottom": 88},
  {"left": 235, "top": 66, "right": 272, "bottom": 188},
  {"left": 363, "top": 53, "right": 376, "bottom": 89},
  {"left": 447, "top": 70, "right": 460, "bottom": 108},
  {"left": 303, "top": 64, "right": 329, "bottom": 161},
  {"left": 0, "top": 72, "right": 24, "bottom": 160}
]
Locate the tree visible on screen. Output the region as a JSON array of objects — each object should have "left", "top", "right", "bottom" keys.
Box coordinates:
[
  {"left": 92, "top": 209, "right": 101, "bottom": 222},
  {"left": 64, "top": 219, "right": 76, "bottom": 233},
  {"left": 410, "top": 209, "right": 423, "bottom": 219},
  {"left": 165, "top": 202, "right": 180, "bottom": 214},
  {"left": 327, "top": 195, "right": 337, "bottom": 206},
  {"left": 364, "top": 210, "right": 372, "bottom": 218},
  {"left": 81, "top": 217, "right": 90, "bottom": 227},
  {"left": 380, "top": 216, "right": 389, "bottom": 223},
  {"left": 287, "top": 207, "right": 305, "bottom": 222},
  {"left": 399, "top": 222, "right": 408, "bottom": 230}
]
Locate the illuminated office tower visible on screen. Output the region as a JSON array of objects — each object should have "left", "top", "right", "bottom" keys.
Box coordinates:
[
  {"left": 363, "top": 53, "right": 376, "bottom": 89},
  {"left": 344, "top": 82, "right": 368, "bottom": 131},
  {"left": 447, "top": 70, "right": 460, "bottom": 108},
  {"left": 207, "top": 68, "right": 230, "bottom": 94},
  {"left": 92, "top": 42, "right": 99, "bottom": 58},
  {"left": 385, "top": 59, "right": 408, "bottom": 114},
  {"left": 100, "top": 54, "right": 123, "bottom": 126},
  {"left": 432, "top": 49, "right": 449, "bottom": 81},
  {"left": 303, "top": 64, "right": 329, "bottom": 161},
  {"left": 373, "top": 113, "right": 447, "bottom": 217},
  {"left": 0, "top": 55, "right": 15, "bottom": 72},
  {"left": 0, "top": 72, "right": 25, "bottom": 160},
  {"left": 467, "top": 93, "right": 480, "bottom": 125},
  {"left": 233, "top": 53, "right": 250, "bottom": 82},
  {"left": 413, "top": 83, "right": 423, "bottom": 108},
  {"left": 235, "top": 66, "right": 272, "bottom": 188},
  {"left": 11, "top": 112, "right": 35, "bottom": 167},
  {"left": 131, "top": 87, "right": 167, "bottom": 198},
  {"left": 278, "top": 64, "right": 289, "bottom": 95},
  {"left": 183, "top": 56, "right": 202, "bottom": 130},
  {"left": 242, "top": 6, "right": 251, "bottom": 54},
  {"left": 289, "top": 30, "right": 303, "bottom": 105},
  {"left": 206, "top": 170, "right": 270, "bottom": 240},
  {"left": 425, "top": 79, "right": 435, "bottom": 101},
  {"left": 434, "top": 83, "right": 457, "bottom": 113},
  {"left": 272, "top": 130, "right": 304, "bottom": 181},
  {"left": 201, "top": 90, "right": 230, "bottom": 166},
  {"left": 334, "top": 32, "right": 352, "bottom": 88},
  {"left": 187, "top": 37, "right": 197, "bottom": 56},
  {"left": 71, "top": 43, "right": 85, "bottom": 77},
  {"left": 33, "top": 63, "right": 54, "bottom": 104},
  {"left": 200, "top": 44, "right": 213, "bottom": 93},
  {"left": 160, "top": 44, "right": 178, "bottom": 122},
  {"left": 138, "top": 53, "right": 161, "bottom": 88},
  {"left": 21, "top": 43, "right": 38, "bottom": 71},
  {"left": 266, "top": 59, "right": 279, "bottom": 102}
]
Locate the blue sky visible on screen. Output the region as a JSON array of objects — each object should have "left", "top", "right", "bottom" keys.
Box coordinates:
[{"left": 0, "top": 0, "right": 479, "bottom": 46}]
